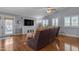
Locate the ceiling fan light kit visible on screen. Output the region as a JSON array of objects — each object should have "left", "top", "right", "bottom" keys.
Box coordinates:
[{"left": 47, "top": 7, "right": 56, "bottom": 14}]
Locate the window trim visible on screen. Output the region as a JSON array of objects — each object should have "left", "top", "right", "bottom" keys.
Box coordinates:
[{"left": 52, "top": 18, "right": 58, "bottom": 26}]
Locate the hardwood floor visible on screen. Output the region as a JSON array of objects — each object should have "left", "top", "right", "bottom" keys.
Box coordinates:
[
  {"left": 0, "top": 34, "right": 79, "bottom": 51},
  {"left": 59, "top": 35, "right": 79, "bottom": 51}
]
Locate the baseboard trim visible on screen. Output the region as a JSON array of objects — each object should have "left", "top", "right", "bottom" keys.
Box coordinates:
[{"left": 59, "top": 33, "right": 79, "bottom": 38}]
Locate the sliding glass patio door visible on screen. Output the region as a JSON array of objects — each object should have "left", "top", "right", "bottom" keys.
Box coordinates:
[
  {"left": 0, "top": 16, "right": 14, "bottom": 51},
  {"left": 4, "top": 16, "right": 14, "bottom": 36},
  {"left": 4, "top": 19, "right": 13, "bottom": 35},
  {"left": 0, "top": 16, "right": 14, "bottom": 37}
]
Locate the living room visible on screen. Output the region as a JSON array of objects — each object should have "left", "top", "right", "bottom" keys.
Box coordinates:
[{"left": 0, "top": 7, "right": 79, "bottom": 51}]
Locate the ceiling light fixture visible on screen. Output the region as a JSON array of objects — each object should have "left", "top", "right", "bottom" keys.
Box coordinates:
[{"left": 47, "top": 7, "right": 56, "bottom": 14}]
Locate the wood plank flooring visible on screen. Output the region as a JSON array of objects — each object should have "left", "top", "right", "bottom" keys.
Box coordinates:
[{"left": 0, "top": 34, "right": 79, "bottom": 51}]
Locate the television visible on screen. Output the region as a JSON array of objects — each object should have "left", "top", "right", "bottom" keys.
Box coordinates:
[{"left": 24, "top": 19, "right": 34, "bottom": 26}]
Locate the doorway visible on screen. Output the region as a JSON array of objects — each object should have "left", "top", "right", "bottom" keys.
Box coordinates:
[
  {"left": 4, "top": 19, "right": 13, "bottom": 35},
  {"left": 4, "top": 16, "right": 14, "bottom": 36},
  {"left": 0, "top": 16, "right": 14, "bottom": 50},
  {"left": 0, "top": 16, "right": 14, "bottom": 37}
]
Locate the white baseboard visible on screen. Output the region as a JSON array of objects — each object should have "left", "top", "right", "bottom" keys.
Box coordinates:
[
  {"left": 59, "top": 33, "right": 79, "bottom": 38},
  {"left": 0, "top": 34, "right": 23, "bottom": 39}
]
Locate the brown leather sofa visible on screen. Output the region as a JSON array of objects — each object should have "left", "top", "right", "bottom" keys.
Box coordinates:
[{"left": 27, "top": 27, "right": 60, "bottom": 50}]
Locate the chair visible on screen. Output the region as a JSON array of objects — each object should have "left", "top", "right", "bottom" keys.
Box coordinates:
[
  {"left": 56, "top": 27, "right": 60, "bottom": 37},
  {"left": 27, "top": 27, "right": 60, "bottom": 50},
  {"left": 55, "top": 27, "right": 60, "bottom": 50},
  {"left": 27, "top": 29, "right": 50, "bottom": 50}
]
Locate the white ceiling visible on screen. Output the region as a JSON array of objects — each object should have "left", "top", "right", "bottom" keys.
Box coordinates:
[{"left": 0, "top": 7, "right": 65, "bottom": 18}]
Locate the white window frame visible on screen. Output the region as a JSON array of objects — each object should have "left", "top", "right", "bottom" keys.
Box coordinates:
[
  {"left": 64, "top": 17, "right": 71, "bottom": 27},
  {"left": 42, "top": 20, "right": 46, "bottom": 27},
  {"left": 52, "top": 19, "right": 55, "bottom": 26},
  {"left": 55, "top": 18, "right": 58, "bottom": 26},
  {"left": 71, "top": 16, "right": 78, "bottom": 26},
  {"left": 64, "top": 16, "right": 79, "bottom": 27},
  {"left": 45, "top": 20, "right": 48, "bottom": 26},
  {"left": 52, "top": 18, "right": 58, "bottom": 26},
  {"left": 42, "top": 20, "right": 48, "bottom": 27}
]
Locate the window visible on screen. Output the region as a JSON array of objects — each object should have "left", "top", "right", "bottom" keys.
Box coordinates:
[
  {"left": 52, "top": 18, "right": 58, "bottom": 26},
  {"left": 45, "top": 20, "right": 48, "bottom": 26},
  {"left": 55, "top": 18, "right": 58, "bottom": 26},
  {"left": 42, "top": 20, "right": 46, "bottom": 27},
  {"left": 71, "top": 16, "right": 78, "bottom": 26},
  {"left": 52, "top": 19, "right": 55, "bottom": 26},
  {"left": 36, "top": 20, "right": 42, "bottom": 24},
  {"left": 64, "top": 16, "right": 79, "bottom": 27},
  {"left": 42, "top": 20, "right": 48, "bottom": 27},
  {"left": 64, "top": 17, "right": 70, "bottom": 26}
]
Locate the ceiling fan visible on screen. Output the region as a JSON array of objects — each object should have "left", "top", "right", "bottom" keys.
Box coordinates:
[
  {"left": 39, "top": 7, "right": 56, "bottom": 14},
  {"left": 46, "top": 7, "right": 56, "bottom": 14},
  {"left": 43, "top": 7, "right": 56, "bottom": 18}
]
